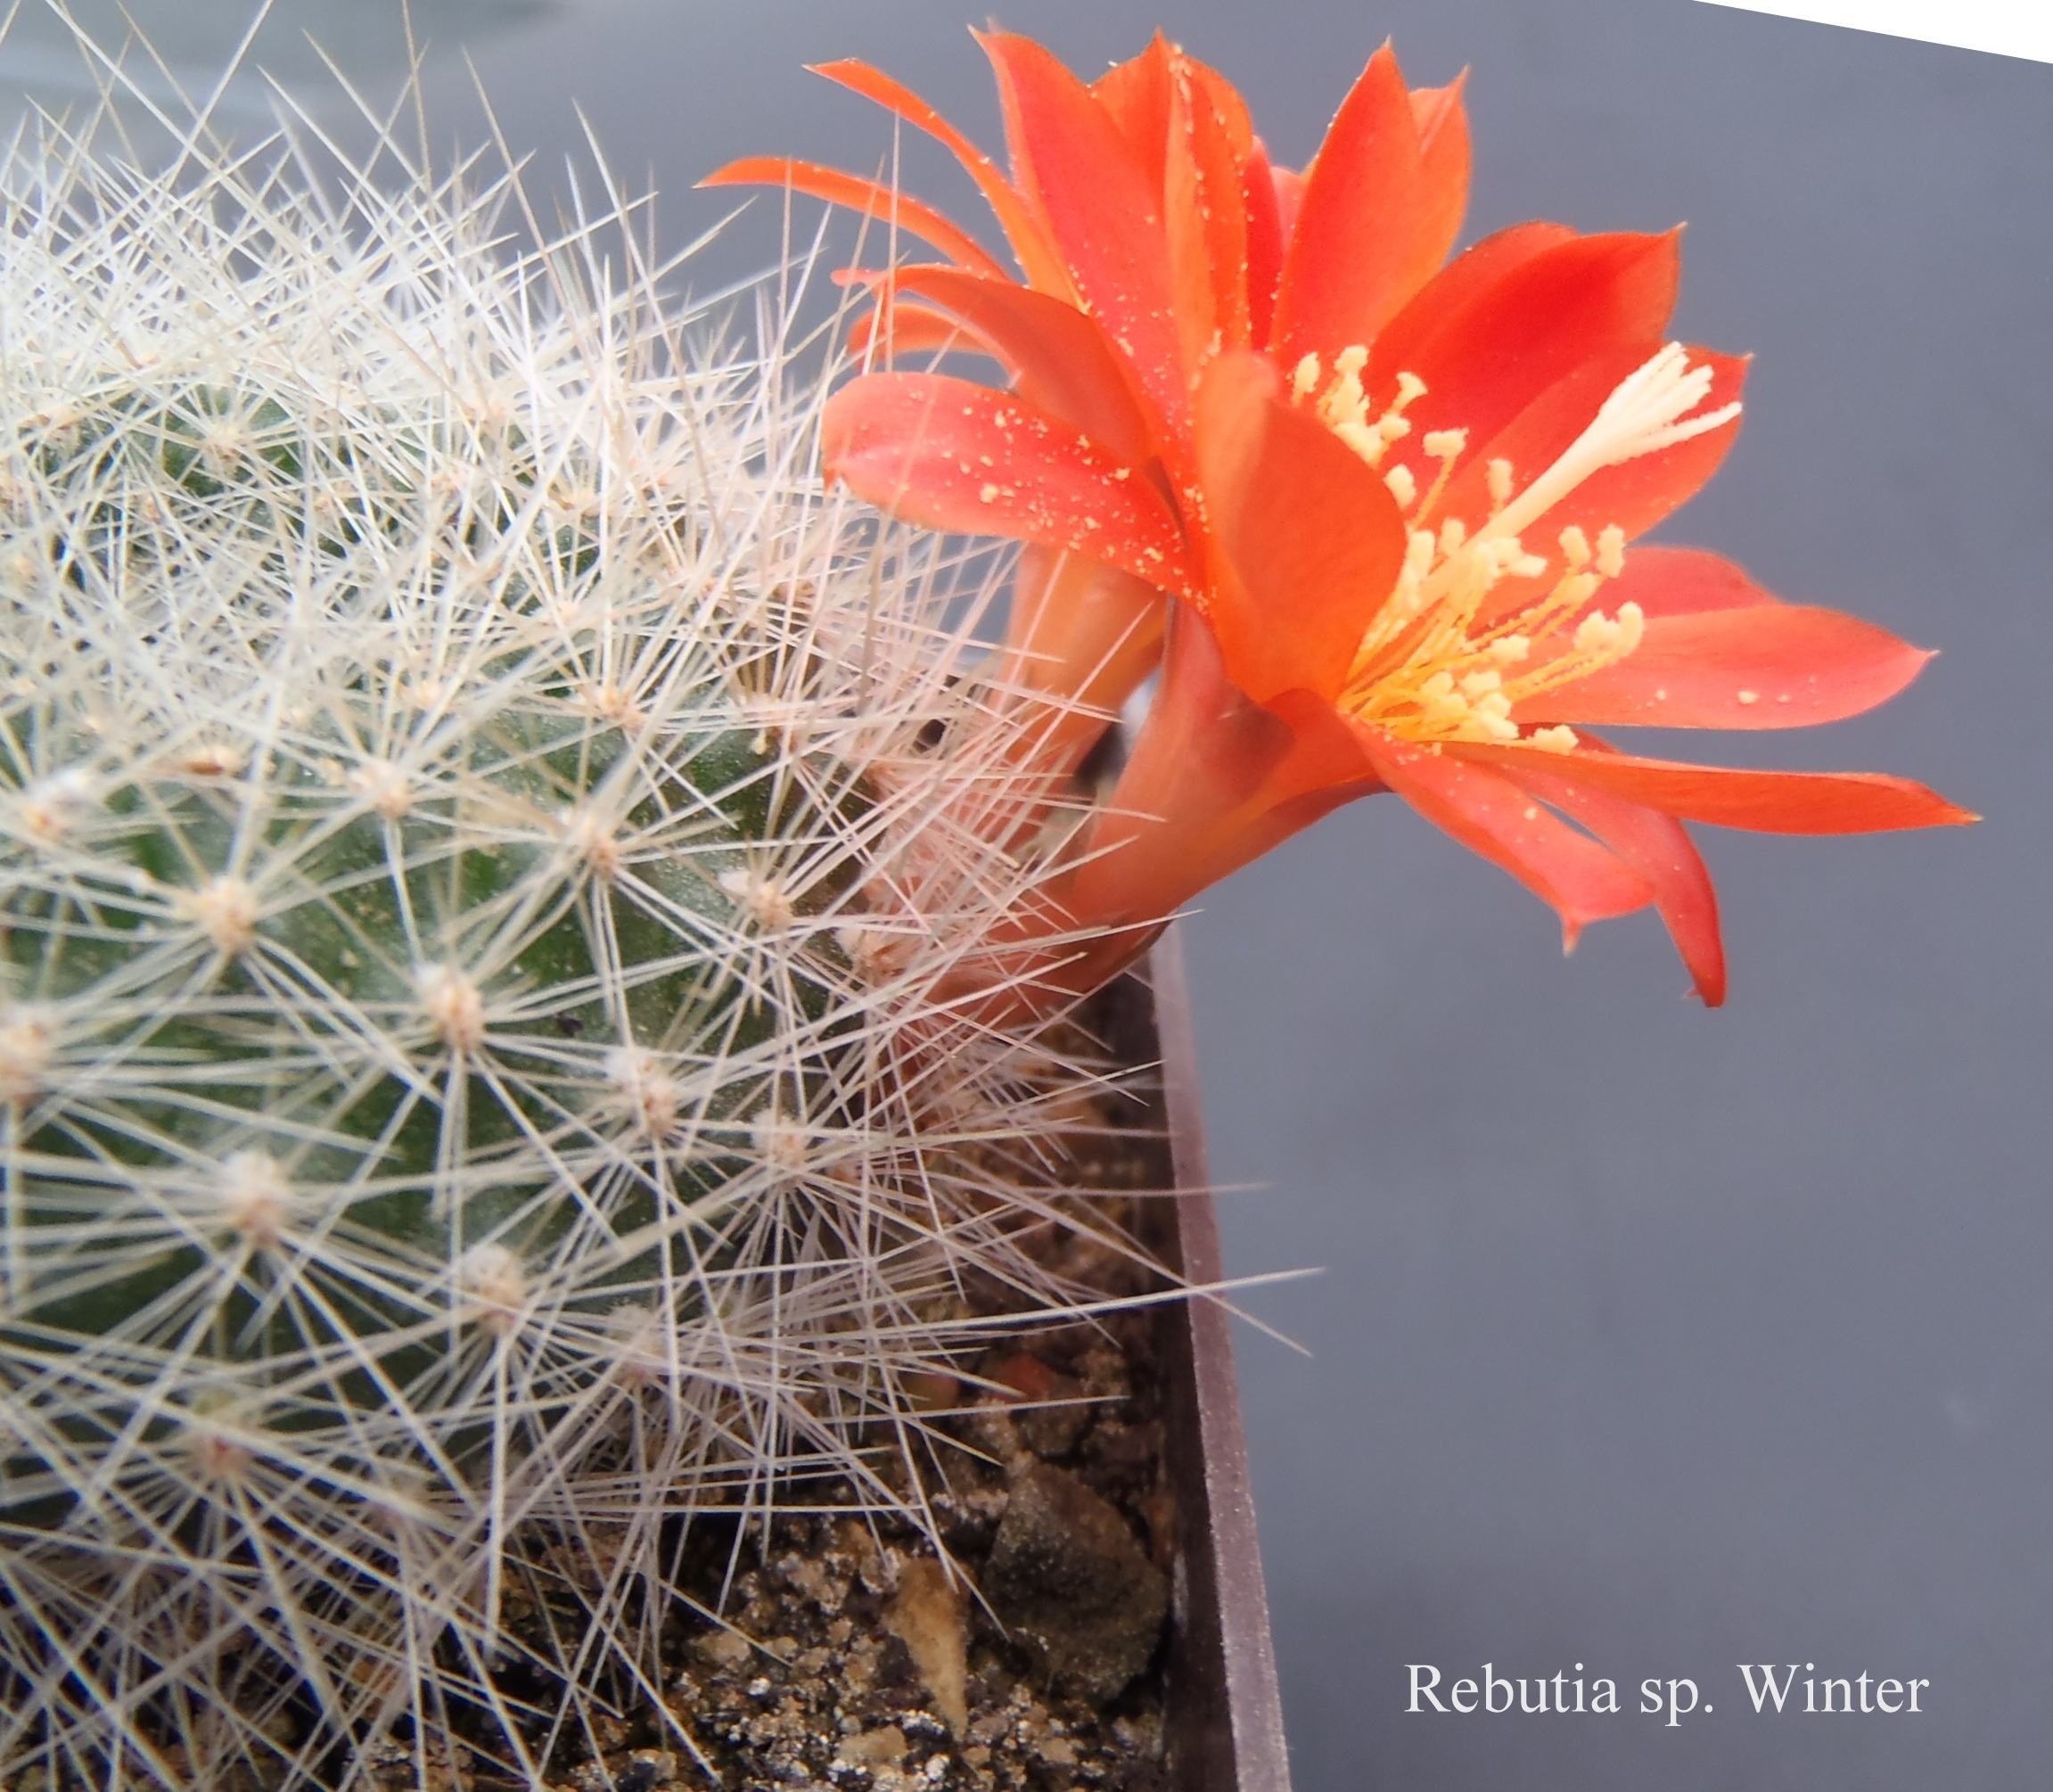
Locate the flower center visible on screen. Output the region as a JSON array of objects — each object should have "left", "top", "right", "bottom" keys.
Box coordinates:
[{"left": 1290, "top": 342, "right": 1740, "bottom": 752}]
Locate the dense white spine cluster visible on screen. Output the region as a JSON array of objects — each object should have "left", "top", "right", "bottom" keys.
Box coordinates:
[{"left": 0, "top": 38, "right": 1149, "bottom": 1791}]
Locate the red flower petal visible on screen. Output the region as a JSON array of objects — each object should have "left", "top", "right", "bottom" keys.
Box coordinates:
[
  {"left": 1354, "top": 728, "right": 1655, "bottom": 945},
  {"left": 1194, "top": 353, "right": 1408, "bottom": 704},
  {"left": 808, "top": 59, "right": 1073, "bottom": 295},
  {"left": 1599, "top": 545, "right": 1786, "bottom": 617},
  {"left": 1242, "top": 138, "right": 1287, "bottom": 349},
  {"left": 1090, "top": 33, "right": 1174, "bottom": 191},
  {"left": 878, "top": 267, "right": 1158, "bottom": 467},
  {"left": 823, "top": 374, "right": 1196, "bottom": 595},
  {"left": 1165, "top": 53, "right": 1255, "bottom": 365},
  {"left": 979, "top": 31, "right": 1191, "bottom": 450},
  {"left": 1526, "top": 603, "right": 1934, "bottom": 730},
  {"left": 1271, "top": 45, "right": 1447, "bottom": 368},
  {"left": 1368, "top": 230, "right": 1680, "bottom": 452},
  {"left": 700, "top": 157, "right": 1006, "bottom": 279},
  {"left": 1372, "top": 220, "right": 1578, "bottom": 381},
  {"left": 1494, "top": 756, "right": 1727, "bottom": 1004},
  {"left": 1410, "top": 73, "right": 1473, "bottom": 293},
  {"left": 1452, "top": 742, "right": 1977, "bottom": 834}
]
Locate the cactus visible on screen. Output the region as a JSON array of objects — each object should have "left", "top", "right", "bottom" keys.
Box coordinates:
[{"left": 0, "top": 45, "right": 1151, "bottom": 1792}]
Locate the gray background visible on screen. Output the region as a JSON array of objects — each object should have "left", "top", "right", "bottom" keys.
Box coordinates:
[{"left": 6, "top": 2, "right": 2046, "bottom": 1786}]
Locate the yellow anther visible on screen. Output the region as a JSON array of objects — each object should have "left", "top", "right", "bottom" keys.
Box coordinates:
[
  {"left": 1458, "top": 669, "right": 1503, "bottom": 700},
  {"left": 1560, "top": 571, "right": 1600, "bottom": 610},
  {"left": 1597, "top": 525, "right": 1627, "bottom": 580},
  {"left": 1574, "top": 610, "right": 1622, "bottom": 654},
  {"left": 1292, "top": 354, "right": 1321, "bottom": 403},
  {"left": 1530, "top": 726, "right": 1580, "bottom": 754},
  {"left": 1393, "top": 371, "right": 1428, "bottom": 410},
  {"left": 1486, "top": 458, "right": 1515, "bottom": 511},
  {"left": 1334, "top": 345, "right": 1369, "bottom": 376},
  {"left": 1489, "top": 635, "right": 1532, "bottom": 664},
  {"left": 1333, "top": 420, "right": 1383, "bottom": 464},
  {"left": 1438, "top": 517, "right": 1467, "bottom": 557},
  {"left": 1319, "top": 369, "right": 1369, "bottom": 431},
  {"left": 1376, "top": 414, "right": 1412, "bottom": 447},
  {"left": 1384, "top": 464, "right": 1417, "bottom": 508},
  {"left": 1423, "top": 428, "right": 1467, "bottom": 460},
  {"left": 1558, "top": 524, "right": 1592, "bottom": 569}
]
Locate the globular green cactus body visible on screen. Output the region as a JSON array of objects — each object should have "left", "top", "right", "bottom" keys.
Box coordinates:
[{"left": 0, "top": 58, "right": 1124, "bottom": 1790}]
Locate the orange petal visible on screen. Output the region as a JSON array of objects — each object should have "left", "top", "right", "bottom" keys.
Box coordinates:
[
  {"left": 1452, "top": 741, "right": 1978, "bottom": 834},
  {"left": 980, "top": 31, "right": 1192, "bottom": 452},
  {"left": 1193, "top": 352, "right": 1408, "bottom": 703},
  {"left": 807, "top": 60, "right": 1074, "bottom": 297},
  {"left": 1494, "top": 756, "right": 1727, "bottom": 1004},
  {"left": 847, "top": 298, "right": 992, "bottom": 364},
  {"left": 1272, "top": 45, "right": 1445, "bottom": 368},
  {"left": 1526, "top": 603, "right": 1934, "bottom": 730},
  {"left": 823, "top": 374, "right": 1196, "bottom": 595},
  {"left": 701, "top": 157, "right": 1006, "bottom": 278},
  {"left": 1368, "top": 230, "right": 1680, "bottom": 453},
  {"left": 1355, "top": 727, "right": 1655, "bottom": 946},
  {"left": 881, "top": 266, "right": 1158, "bottom": 466}
]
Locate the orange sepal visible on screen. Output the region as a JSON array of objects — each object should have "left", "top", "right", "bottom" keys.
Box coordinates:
[
  {"left": 808, "top": 58, "right": 1073, "bottom": 296},
  {"left": 700, "top": 157, "right": 1006, "bottom": 278},
  {"left": 979, "top": 30, "right": 1191, "bottom": 449},
  {"left": 823, "top": 374, "right": 1197, "bottom": 596},
  {"left": 877, "top": 266, "right": 1159, "bottom": 467}
]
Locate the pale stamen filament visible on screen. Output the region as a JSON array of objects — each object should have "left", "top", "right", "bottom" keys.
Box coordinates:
[{"left": 1481, "top": 342, "right": 1740, "bottom": 547}]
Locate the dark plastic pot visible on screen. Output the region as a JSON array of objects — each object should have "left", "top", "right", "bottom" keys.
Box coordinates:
[{"left": 1103, "top": 932, "right": 1293, "bottom": 1792}]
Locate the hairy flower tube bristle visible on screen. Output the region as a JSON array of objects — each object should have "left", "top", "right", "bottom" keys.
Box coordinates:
[{"left": 0, "top": 33, "right": 1163, "bottom": 1790}]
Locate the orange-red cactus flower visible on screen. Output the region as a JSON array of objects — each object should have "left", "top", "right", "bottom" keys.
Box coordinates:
[{"left": 706, "top": 31, "right": 1974, "bottom": 1007}]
